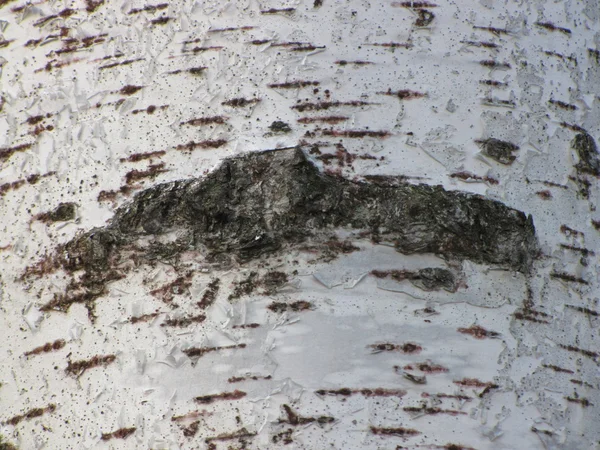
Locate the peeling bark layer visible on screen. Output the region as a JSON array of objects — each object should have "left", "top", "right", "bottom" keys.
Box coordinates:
[{"left": 64, "top": 148, "right": 536, "bottom": 278}]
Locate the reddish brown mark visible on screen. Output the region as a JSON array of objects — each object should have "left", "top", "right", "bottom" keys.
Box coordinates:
[
  {"left": 536, "top": 190, "right": 552, "bottom": 200},
  {"left": 279, "top": 404, "right": 335, "bottom": 426},
  {"left": 182, "top": 343, "right": 246, "bottom": 358},
  {"left": 180, "top": 421, "right": 200, "bottom": 437},
  {"left": 150, "top": 16, "right": 172, "bottom": 25},
  {"left": 461, "top": 40, "right": 498, "bottom": 48},
  {"left": 565, "top": 397, "right": 592, "bottom": 407},
  {"left": 5, "top": 404, "right": 56, "bottom": 426},
  {"left": 486, "top": 96, "right": 516, "bottom": 107},
  {"left": 101, "top": 428, "right": 136, "bottom": 441},
  {"left": 542, "top": 181, "right": 568, "bottom": 189},
  {"left": 535, "top": 21, "right": 571, "bottom": 34},
  {"left": 228, "top": 375, "right": 272, "bottom": 383},
  {"left": 273, "top": 429, "right": 293, "bottom": 445},
  {"left": 97, "top": 185, "right": 134, "bottom": 202},
  {"left": 559, "top": 344, "right": 598, "bottom": 359},
  {"left": 267, "top": 301, "right": 313, "bottom": 313},
  {"left": 321, "top": 129, "right": 390, "bottom": 138},
  {"left": 85, "top": 0, "right": 104, "bottom": 12},
  {"left": 550, "top": 272, "right": 588, "bottom": 285},
  {"left": 65, "top": 354, "right": 116, "bottom": 376},
  {"left": 398, "top": 361, "right": 448, "bottom": 373},
  {"left": 479, "top": 60, "right": 511, "bottom": 69},
  {"left": 120, "top": 150, "right": 166, "bottom": 163},
  {"left": 298, "top": 116, "right": 349, "bottom": 124},
  {"left": 260, "top": 7, "right": 295, "bottom": 14},
  {"left": 453, "top": 378, "right": 497, "bottom": 388},
  {"left": 150, "top": 274, "right": 192, "bottom": 303},
  {"left": 457, "top": 324, "right": 500, "bottom": 339},
  {"left": 221, "top": 97, "right": 260, "bottom": 107},
  {"left": 566, "top": 304, "right": 599, "bottom": 317},
  {"left": 368, "top": 42, "right": 413, "bottom": 49},
  {"left": 560, "top": 122, "right": 586, "bottom": 133},
  {"left": 24, "top": 339, "right": 66, "bottom": 357},
  {"left": 205, "top": 427, "right": 256, "bottom": 443},
  {"left": 403, "top": 405, "right": 467, "bottom": 416},
  {"left": 171, "top": 410, "right": 211, "bottom": 422},
  {"left": 513, "top": 311, "right": 550, "bottom": 324},
  {"left": 560, "top": 245, "right": 594, "bottom": 256},
  {"left": 532, "top": 427, "right": 554, "bottom": 437},
  {"left": 161, "top": 314, "right": 206, "bottom": 327},
  {"left": 542, "top": 364, "right": 574, "bottom": 374},
  {"left": 130, "top": 312, "right": 160, "bottom": 324},
  {"left": 179, "top": 46, "right": 224, "bottom": 54},
  {"left": 175, "top": 139, "right": 228, "bottom": 151},
  {"left": 128, "top": 3, "right": 168, "bottom": 14},
  {"left": 194, "top": 390, "right": 247, "bottom": 404},
  {"left": 34, "top": 8, "right": 75, "bottom": 27},
  {"left": 168, "top": 66, "right": 207, "bottom": 75},
  {"left": 268, "top": 80, "right": 320, "bottom": 89},
  {"left": 473, "top": 25, "right": 509, "bottom": 35},
  {"left": 549, "top": 99, "right": 577, "bottom": 110},
  {"left": 197, "top": 279, "right": 220, "bottom": 309},
  {"left": 0, "top": 172, "right": 56, "bottom": 197},
  {"left": 181, "top": 116, "right": 228, "bottom": 126},
  {"left": 334, "top": 60, "right": 374, "bottom": 65},
  {"left": 392, "top": 1, "right": 437, "bottom": 6},
  {"left": 0, "top": 143, "right": 32, "bottom": 162},
  {"left": 291, "top": 100, "right": 372, "bottom": 112},
  {"left": 421, "top": 392, "right": 472, "bottom": 401},
  {"left": 544, "top": 50, "right": 577, "bottom": 64},
  {"left": 370, "top": 426, "right": 420, "bottom": 436},
  {"left": 125, "top": 163, "right": 168, "bottom": 184},
  {"left": 479, "top": 79, "right": 507, "bottom": 87},
  {"left": 120, "top": 85, "right": 143, "bottom": 95},
  {"left": 132, "top": 105, "right": 168, "bottom": 115},
  {"left": 316, "top": 388, "right": 406, "bottom": 398},
  {"left": 99, "top": 58, "right": 144, "bottom": 70},
  {"left": 208, "top": 26, "right": 254, "bottom": 33},
  {"left": 450, "top": 171, "right": 499, "bottom": 185},
  {"left": 232, "top": 323, "right": 261, "bottom": 329},
  {"left": 290, "top": 45, "right": 326, "bottom": 52},
  {"left": 370, "top": 342, "right": 422, "bottom": 354}
]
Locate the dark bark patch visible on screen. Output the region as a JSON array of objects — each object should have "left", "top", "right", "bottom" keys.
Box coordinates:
[
  {"left": 572, "top": 133, "right": 599, "bottom": 175},
  {"left": 23, "top": 148, "right": 537, "bottom": 317},
  {"left": 35, "top": 203, "right": 77, "bottom": 223},
  {"left": 475, "top": 138, "right": 519, "bottom": 165}
]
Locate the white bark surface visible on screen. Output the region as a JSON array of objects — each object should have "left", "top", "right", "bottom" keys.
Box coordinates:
[{"left": 0, "top": 0, "right": 599, "bottom": 449}]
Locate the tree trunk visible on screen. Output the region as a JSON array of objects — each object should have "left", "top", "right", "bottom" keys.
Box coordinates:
[{"left": 0, "top": 0, "right": 599, "bottom": 449}]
